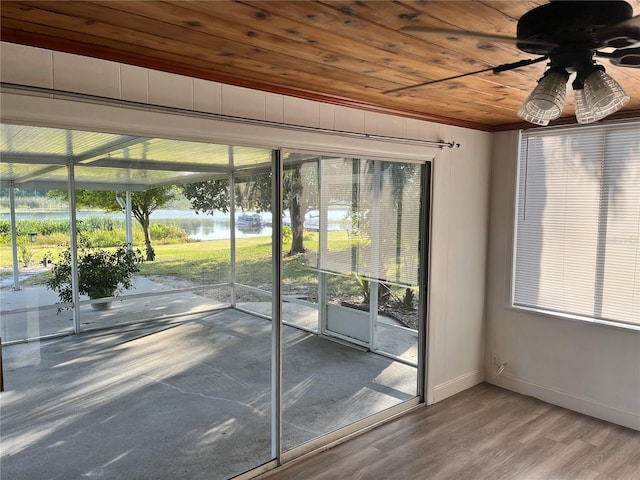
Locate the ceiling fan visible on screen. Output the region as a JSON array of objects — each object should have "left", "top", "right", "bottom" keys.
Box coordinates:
[{"left": 387, "top": 0, "right": 640, "bottom": 125}]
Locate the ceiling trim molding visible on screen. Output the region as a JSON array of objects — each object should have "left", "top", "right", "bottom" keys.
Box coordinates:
[{"left": 1, "top": 30, "right": 492, "bottom": 132}]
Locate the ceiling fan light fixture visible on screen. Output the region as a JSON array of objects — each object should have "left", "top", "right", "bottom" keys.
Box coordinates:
[
  {"left": 582, "top": 69, "right": 630, "bottom": 120},
  {"left": 573, "top": 87, "right": 598, "bottom": 124},
  {"left": 517, "top": 69, "right": 569, "bottom": 125},
  {"left": 517, "top": 104, "right": 551, "bottom": 126}
]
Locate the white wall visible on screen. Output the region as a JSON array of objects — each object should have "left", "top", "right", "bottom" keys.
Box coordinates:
[
  {"left": 1, "top": 42, "right": 493, "bottom": 404},
  {"left": 427, "top": 128, "right": 491, "bottom": 403},
  {"left": 486, "top": 130, "right": 640, "bottom": 430}
]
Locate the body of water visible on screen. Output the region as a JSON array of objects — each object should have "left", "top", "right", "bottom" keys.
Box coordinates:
[{"left": 1, "top": 208, "right": 350, "bottom": 241}]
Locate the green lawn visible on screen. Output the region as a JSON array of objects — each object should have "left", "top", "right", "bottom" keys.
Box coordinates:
[
  {"left": 0, "top": 231, "right": 389, "bottom": 301},
  {"left": 1, "top": 231, "right": 421, "bottom": 327},
  {"left": 1, "top": 231, "right": 346, "bottom": 286}
]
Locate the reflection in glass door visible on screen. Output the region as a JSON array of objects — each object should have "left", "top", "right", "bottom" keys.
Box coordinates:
[{"left": 281, "top": 152, "right": 426, "bottom": 453}]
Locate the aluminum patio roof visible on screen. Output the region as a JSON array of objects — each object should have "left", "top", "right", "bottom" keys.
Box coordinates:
[{"left": 1, "top": 124, "right": 272, "bottom": 191}]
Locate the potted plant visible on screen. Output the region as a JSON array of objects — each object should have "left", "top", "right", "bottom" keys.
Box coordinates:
[{"left": 46, "top": 241, "right": 144, "bottom": 310}]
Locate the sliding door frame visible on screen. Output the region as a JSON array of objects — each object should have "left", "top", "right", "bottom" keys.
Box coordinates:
[{"left": 1, "top": 92, "right": 438, "bottom": 477}]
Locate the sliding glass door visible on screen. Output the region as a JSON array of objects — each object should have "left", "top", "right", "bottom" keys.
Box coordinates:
[
  {"left": 280, "top": 152, "right": 427, "bottom": 454},
  {"left": 1, "top": 122, "right": 430, "bottom": 478}
]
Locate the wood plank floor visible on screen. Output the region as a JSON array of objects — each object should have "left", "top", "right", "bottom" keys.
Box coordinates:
[{"left": 262, "top": 383, "right": 640, "bottom": 480}]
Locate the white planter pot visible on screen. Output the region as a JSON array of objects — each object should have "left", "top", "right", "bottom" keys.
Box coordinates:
[{"left": 90, "top": 299, "right": 112, "bottom": 310}]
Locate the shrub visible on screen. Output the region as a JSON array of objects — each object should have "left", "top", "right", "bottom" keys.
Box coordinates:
[
  {"left": 86, "top": 229, "right": 127, "bottom": 248},
  {"left": 149, "top": 224, "right": 189, "bottom": 243},
  {"left": 282, "top": 225, "right": 292, "bottom": 244},
  {"left": 79, "top": 217, "right": 119, "bottom": 232},
  {"left": 17, "top": 237, "right": 33, "bottom": 267},
  {"left": 46, "top": 242, "right": 145, "bottom": 307},
  {"left": 352, "top": 273, "right": 391, "bottom": 306}
]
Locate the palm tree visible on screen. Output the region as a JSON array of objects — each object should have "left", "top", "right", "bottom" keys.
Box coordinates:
[
  {"left": 365, "top": 160, "right": 417, "bottom": 284},
  {"left": 385, "top": 162, "right": 417, "bottom": 283}
]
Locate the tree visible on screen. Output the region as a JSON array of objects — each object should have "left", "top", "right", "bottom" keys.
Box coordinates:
[
  {"left": 283, "top": 163, "right": 317, "bottom": 255},
  {"left": 368, "top": 161, "right": 417, "bottom": 283},
  {"left": 180, "top": 179, "right": 230, "bottom": 213},
  {"left": 49, "top": 187, "right": 177, "bottom": 261},
  {"left": 182, "top": 161, "right": 318, "bottom": 256},
  {"left": 384, "top": 162, "right": 417, "bottom": 279},
  {"left": 128, "top": 188, "right": 177, "bottom": 261}
]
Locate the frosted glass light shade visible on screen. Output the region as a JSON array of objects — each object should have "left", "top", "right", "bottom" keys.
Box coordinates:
[
  {"left": 582, "top": 70, "right": 629, "bottom": 121},
  {"left": 517, "top": 72, "right": 568, "bottom": 126},
  {"left": 574, "top": 88, "right": 598, "bottom": 124}
]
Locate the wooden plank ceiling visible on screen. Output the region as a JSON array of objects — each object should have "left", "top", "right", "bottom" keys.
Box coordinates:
[{"left": 2, "top": 1, "right": 640, "bottom": 131}]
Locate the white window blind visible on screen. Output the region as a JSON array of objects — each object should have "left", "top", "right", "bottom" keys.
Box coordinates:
[
  {"left": 514, "top": 121, "right": 640, "bottom": 327},
  {"left": 319, "top": 157, "right": 422, "bottom": 287}
]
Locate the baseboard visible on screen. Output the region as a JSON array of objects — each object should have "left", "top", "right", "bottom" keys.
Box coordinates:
[
  {"left": 432, "top": 369, "right": 484, "bottom": 403},
  {"left": 491, "top": 374, "right": 640, "bottom": 431}
]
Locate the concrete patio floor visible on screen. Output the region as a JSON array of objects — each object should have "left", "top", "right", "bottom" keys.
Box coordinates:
[
  {"left": 0, "top": 307, "right": 417, "bottom": 480},
  {"left": 0, "top": 276, "right": 229, "bottom": 343},
  {"left": 1, "top": 274, "right": 418, "bottom": 364}
]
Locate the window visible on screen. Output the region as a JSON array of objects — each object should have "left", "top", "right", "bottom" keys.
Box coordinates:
[
  {"left": 318, "top": 157, "right": 422, "bottom": 287},
  {"left": 513, "top": 121, "right": 640, "bottom": 327}
]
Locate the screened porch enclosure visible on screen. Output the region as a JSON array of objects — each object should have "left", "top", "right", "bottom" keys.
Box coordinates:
[{"left": 0, "top": 122, "right": 428, "bottom": 479}]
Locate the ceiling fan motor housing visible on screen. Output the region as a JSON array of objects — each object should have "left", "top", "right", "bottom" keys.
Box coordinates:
[{"left": 516, "top": 1, "right": 633, "bottom": 55}]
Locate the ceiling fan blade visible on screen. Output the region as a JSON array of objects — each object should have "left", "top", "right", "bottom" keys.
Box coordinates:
[
  {"left": 383, "top": 56, "right": 548, "bottom": 95},
  {"left": 400, "top": 26, "right": 557, "bottom": 48},
  {"left": 595, "top": 14, "right": 640, "bottom": 48},
  {"left": 601, "top": 46, "right": 640, "bottom": 67}
]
